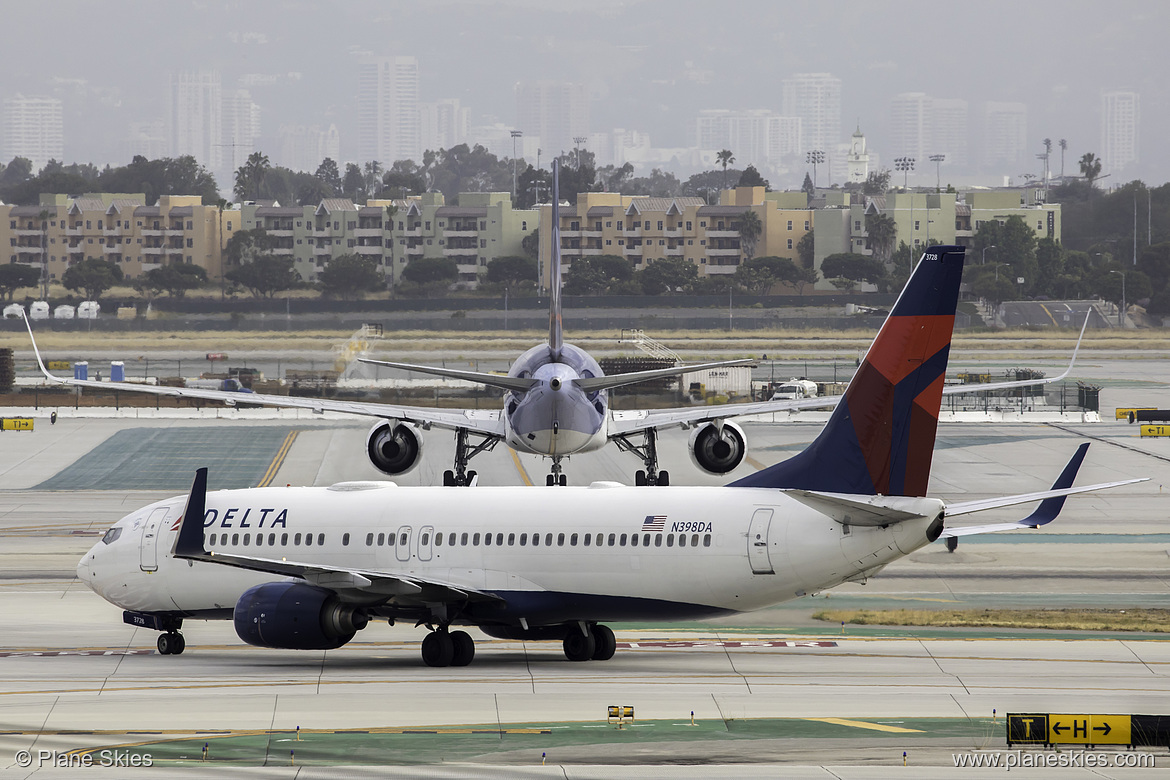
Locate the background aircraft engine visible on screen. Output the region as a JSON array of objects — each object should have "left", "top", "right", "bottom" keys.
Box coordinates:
[
  {"left": 366, "top": 421, "right": 423, "bottom": 475},
  {"left": 688, "top": 421, "right": 747, "bottom": 474},
  {"left": 233, "top": 582, "right": 368, "bottom": 650}
]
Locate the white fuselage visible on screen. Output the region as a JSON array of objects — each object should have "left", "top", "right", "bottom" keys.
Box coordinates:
[{"left": 78, "top": 482, "right": 941, "bottom": 627}]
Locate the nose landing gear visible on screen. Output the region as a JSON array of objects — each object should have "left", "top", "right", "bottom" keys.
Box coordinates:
[{"left": 545, "top": 457, "right": 567, "bottom": 486}]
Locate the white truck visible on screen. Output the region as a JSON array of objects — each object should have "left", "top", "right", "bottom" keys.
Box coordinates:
[{"left": 770, "top": 378, "right": 818, "bottom": 401}]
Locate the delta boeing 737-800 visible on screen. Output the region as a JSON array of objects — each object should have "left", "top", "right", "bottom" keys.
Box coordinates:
[{"left": 75, "top": 246, "right": 1142, "bottom": 666}]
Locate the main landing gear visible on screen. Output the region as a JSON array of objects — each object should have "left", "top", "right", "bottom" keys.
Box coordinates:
[
  {"left": 563, "top": 623, "right": 617, "bottom": 662},
  {"left": 156, "top": 631, "right": 185, "bottom": 655},
  {"left": 613, "top": 428, "right": 669, "bottom": 486},
  {"left": 421, "top": 627, "right": 476, "bottom": 667},
  {"left": 443, "top": 428, "right": 498, "bottom": 487},
  {"left": 545, "top": 456, "right": 567, "bottom": 486}
]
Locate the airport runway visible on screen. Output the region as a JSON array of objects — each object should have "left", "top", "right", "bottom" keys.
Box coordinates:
[{"left": 0, "top": 357, "right": 1167, "bottom": 776}]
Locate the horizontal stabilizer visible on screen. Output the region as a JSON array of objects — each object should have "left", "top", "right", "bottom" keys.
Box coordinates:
[
  {"left": 358, "top": 358, "right": 537, "bottom": 392},
  {"left": 575, "top": 358, "right": 755, "bottom": 393},
  {"left": 783, "top": 490, "right": 945, "bottom": 527},
  {"left": 942, "top": 478, "right": 1146, "bottom": 522}
]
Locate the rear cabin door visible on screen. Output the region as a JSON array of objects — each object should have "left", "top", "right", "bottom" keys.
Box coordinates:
[
  {"left": 138, "top": 507, "right": 171, "bottom": 572},
  {"left": 747, "top": 508, "right": 775, "bottom": 575},
  {"left": 395, "top": 525, "right": 412, "bottom": 562}
]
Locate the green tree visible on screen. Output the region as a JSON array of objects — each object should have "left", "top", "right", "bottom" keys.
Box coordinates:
[
  {"left": 736, "top": 165, "right": 770, "bottom": 190},
  {"left": 969, "top": 272, "right": 1019, "bottom": 308},
  {"left": 314, "top": 158, "right": 342, "bottom": 196},
  {"left": 737, "top": 209, "right": 763, "bottom": 261},
  {"left": 399, "top": 257, "right": 458, "bottom": 297},
  {"left": 735, "top": 256, "right": 798, "bottom": 294},
  {"left": 863, "top": 170, "right": 891, "bottom": 195},
  {"left": 233, "top": 151, "right": 271, "bottom": 202},
  {"left": 363, "top": 161, "right": 384, "bottom": 196},
  {"left": 382, "top": 159, "right": 426, "bottom": 197},
  {"left": 972, "top": 215, "right": 1039, "bottom": 295},
  {"left": 715, "top": 149, "right": 735, "bottom": 191},
  {"left": 563, "top": 255, "right": 633, "bottom": 295},
  {"left": 597, "top": 162, "right": 634, "bottom": 192},
  {"left": 0, "top": 264, "right": 40, "bottom": 302},
  {"left": 641, "top": 257, "right": 698, "bottom": 295},
  {"left": 318, "top": 254, "right": 385, "bottom": 300},
  {"left": 224, "top": 228, "right": 278, "bottom": 268},
  {"left": 342, "top": 163, "right": 365, "bottom": 200},
  {"left": 521, "top": 228, "right": 540, "bottom": 261},
  {"left": 62, "top": 257, "right": 124, "bottom": 299},
  {"left": 820, "top": 253, "right": 886, "bottom": 291},
  {"left": 1079, "top": 152, "right": 1102, "bottom": 186},
  {"left": 621, "top": 168, "right": 682, "bottom": 197},
  {"left": 517, "top": 165, "right": 551, "bottom": 209},
  {"left": 485, "top": 255, "right": 538, "bottom": 289},
  {"left": 225, "top": 255, "right": 302, "bottom": 298},
  {"left": 1090, "top": 267, "right": 1151, "bottom": 313},
  {"left": 796, "top": 229, "right": 815, "bottom": 270},
  {"left": 788, "top": 265, "right": 820, "bottom": 296},
  {"left": 865, "top": 212, "right": 898, "bottom": 265},
  {"left": 1138, "top": 242, "right": 1170, "bottom": 292},
  {"left": 801, "top": 172, "right": 815, "bottom": 198},
  {"left": 136, "top": 264, "right": 208, "bottom": 298}
]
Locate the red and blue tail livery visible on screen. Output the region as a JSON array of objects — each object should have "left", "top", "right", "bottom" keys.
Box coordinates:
[{"left": 730, "top": 246, "right": 966, "bottom": 497}]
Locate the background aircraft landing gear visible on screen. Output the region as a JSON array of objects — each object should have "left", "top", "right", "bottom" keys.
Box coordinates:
[
  {"left": 446, "top": 428, "right": 497, "bottom": 486},
  {"left": 422, "top": 628, "right": 476, "bottom": 667},
  {"left": 156, "top": 631, "right": 185, "bottom": 655},
  {"left": 546, "top": 457, "right": 567, "bottom": 486},
  {"left": 618, "top": 429, "right": 668, "bottom": 486},
  {"left": 563, "top": 624, "right": 617, "bottom": 661},
  {"left": 591, "top": 624, "right": 616, "bottom": 660}
]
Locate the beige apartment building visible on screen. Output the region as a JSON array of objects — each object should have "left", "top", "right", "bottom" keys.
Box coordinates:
[
  {"left": 2, "top": 193, "right": 227, "bottom": 284},
  {"left": 538, "top": 186, "right": 815, "bottom": 289}
]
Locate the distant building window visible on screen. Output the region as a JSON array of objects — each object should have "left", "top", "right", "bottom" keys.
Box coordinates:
[
  {"left": 227, "top": 222, "right": 232, "bottom": 230},
  {"left": 617, "top": 221, "right": 623, "bottom": 230},
  {"left": 479, "top": 239, "right": 486, "bottom": 248},
  {"left": 480, "top": 221, "right": 486, "bottom": 230},
  {"left": 657, "top": 221, "right": 663, "bottom": 230},
  {"left": 804, "top": 221, "right": 810, "bottom": 230},
  {"left": 425, "top": 221, "right": 432, "bottom": 230},
  {"left": 522, "top": 221, "right": 528, "bottom": 230},
  {"left": 788, "top": 239, "right": 794, "bottom": 249}
]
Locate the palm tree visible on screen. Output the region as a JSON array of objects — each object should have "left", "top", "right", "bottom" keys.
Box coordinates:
[
  {"left": 363, "top": 160, "right": 384, "bottom": 197},
  {"left": 233, "top": 151, "right": 270, "bottom": 202},
  {"left": 865, "top": 212, "right": 898, "bottom": 266},
  {"left": 716, "top": 149, "right": 735, "bottom": 193},
  {"left": 1058, "top": 139, "right": 1067, "bottom": 179},
  {"left": 1079, "top": 152, "right": 1102, "bottom": 186},
  {"left": 737, "top": 209, "right": 762, "bottom": 262}
]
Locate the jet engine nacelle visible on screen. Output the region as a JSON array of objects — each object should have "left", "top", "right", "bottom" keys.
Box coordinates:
[
  {"left": 233, "top": 582, "right": 368, "bottom": 650},
  {"left": 688, "top": 420, "right": 747, "bottom": 475},
  {"left": 366, "top": 420, "right": 423, "bottom": 476}
]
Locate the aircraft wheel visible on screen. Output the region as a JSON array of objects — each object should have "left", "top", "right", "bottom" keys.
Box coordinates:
[
  {"left": 443, "top": 470, "right": 456, "bottom": 487},
  {"left": 449, "top": 630, "right": 475, "bottom": 666},
  {"left": 590, "top": 625, "right": 616, "bottom": 661},
  {"left": 563, "top": 629, "right": 596, "bottom": 662},
  {"left": 157, "top": 632, "right": 179, "bottom": 655},
  {"left": 421, "top": 631, "right": 454, "bottom": 667},
  {"left": 635, "top": 470, "right": 647, "bottom": 486},
  {"left": 170, "top": 632, "right": 186, "bottom": 655},
  {"left": 658, "top": 470, "right": 669, "bottom": 486},
  {"left": 546, "top": 474, "right": 555, "bottom": 486},
  {"left": 558, "top": 474, "right": 567, "bottom": 487},
  {"left": 465, "top": 470, "right": 477, "bottom": 486}
]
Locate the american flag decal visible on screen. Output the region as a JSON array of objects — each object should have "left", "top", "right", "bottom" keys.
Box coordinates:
[{"left": 642, "top": 515, "right": 667, "bottom": 531}]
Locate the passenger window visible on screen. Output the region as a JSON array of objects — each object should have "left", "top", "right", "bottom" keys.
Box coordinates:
[
  {"left": 232, "top": 533, "right": 240, "bottom": 545},
  {"left": 692, "top": 534, "right": 700, "bottom": 547},
  {"left": 305, "top": 534, "right": 313, "bottom": 547},
  {"left": 400, "top": 533, "right": 408, "bottom": 546},
  {"left": 448, "top": 533, "right": 456, "bottom": 546},
  {"left": 377, "top": 533, "right": 385, "bottom": 545},
  {"left": 473, "top": 533, "right": 481, "bottom": 545},
  {"left": 485, "top": 533, "right": 493, "bottom": 546},
  {"left": 269, "top": 533, "right": 276, "bottom": 546},
  {"left": 570, "top": 533, "right": 578, "bottom": 546},
  {"left": 366, "top": 533, "right": 374, "bottom": 546},
  {"left": 209, "top": 533, "right": 217, "bottom": 546},
  {"left": 420, "top": 533, "right": 430, "bottom": 546},
  {"left": 461, "top": 532, "right": 469, "bottom": 545},
  {"left": 654, "top": 534, "right": 662, "bottom": 547},
  {"left": 620, "top": 533, "right": 627, "bottom": 546},
  {"left": 703, "top": 534, "right": 712, "bottom": 547},
  {"left": 508, "top": 533, "right": 515, "bottom": 546},
  {"left": 528, "top": 533, "right": 536, "bottom": 546},
  {"left": 343, "top": 533, "right": 350, "bottom": 546},
  {"left": 557, "top": 533, "right": 565, "bottom": 546},
  {"left": 583, "top": 533, "right": 591, "bottom": 547},
  {"left": 644, "top": 533, "right": 651, "bottom": 546},
  {"left": 294, "top": 533, "right": 302, "bottom": 545},
  {"left": 631, "top": 534, "right": 639, "bottom": 547},
  {"left": 519, "top": 533, "right": 527, "bottom": 546},
  {"left": 608, "top": 533, "right": 616, "bottom": 546},
  {"left": 546, "top": 533, "right": 553, "bottom": 546},
  {"left": 496, "top": 533, "right": 504, "bottom": 546},
  {"left": 318, "top": 533, "right": 324, "bottom": 546},
  {"left": 667, "top": 534, "right": 674, "bottom": 547},
  {"left": 434, "top": 533, "right": 442, "bottom": 546},
  {"left": 281, "top": 533, "right": 288, "bottom": 545}
]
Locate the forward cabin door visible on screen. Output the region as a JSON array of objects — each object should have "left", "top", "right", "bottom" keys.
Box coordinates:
[
  {"left": 747, "top": 508, "right": 775, "bottom": 574},
  {"left": 395, "top": 526, "right": 412, "bottom": 562},
  {"left": 138, "top": 507, "right": 171, "bottom": 572}
]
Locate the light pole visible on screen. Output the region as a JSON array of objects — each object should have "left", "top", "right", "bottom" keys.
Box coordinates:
[
  {"left": 510, "top": 130, "right": 523, "bottom": 200},
  {"left": 573, "top": 136, "right": 588, "bottom": 169},
  {"left": 929, "top": 154, "right": 945, "bottom": 192},
  {"left": 806, "top": 150, "right": 825, "bottom": 189},
  {"left": 981, "top": 244, "right": 996, "bottom": 265},
  {"left": 1111, "top": 269, "right": 1126, "bottom": 328},
  {"left": 895, "top": 157, "right": 915, "bottom": 249}
]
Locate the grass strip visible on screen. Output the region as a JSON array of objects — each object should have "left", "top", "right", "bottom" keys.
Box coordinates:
[{"left": 813, "top": 608, "right": 1170, "bottom": 633}]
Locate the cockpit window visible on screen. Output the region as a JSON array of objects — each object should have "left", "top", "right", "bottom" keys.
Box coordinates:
[{"left": 101, "top": 527, "right": 122, "bottom": 545}]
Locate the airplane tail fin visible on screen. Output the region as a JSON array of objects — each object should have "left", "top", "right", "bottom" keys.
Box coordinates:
[
  {"left": 548, "top": 159, "right": 564, "bottom": 358},
  {"left": 730, "top": 246, "right": 966, "bottom": 496}
]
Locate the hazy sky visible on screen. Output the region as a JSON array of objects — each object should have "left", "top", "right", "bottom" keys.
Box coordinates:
[{"left": 2, "top": 0, "right": 1167, "bottom": 184}]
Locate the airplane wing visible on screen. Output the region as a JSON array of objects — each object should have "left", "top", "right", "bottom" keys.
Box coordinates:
[
  {"left": 22, "top": 314, "right": 506, "bottom": 439},
  {"left": 574, "top": 358, "right": 756, "bottom": 393},
  {"left": 357, "top": 358, "right": 536, "bottom": 393},
  {"left": 171, "top": 469, "right": 499, "bottom": 603}
]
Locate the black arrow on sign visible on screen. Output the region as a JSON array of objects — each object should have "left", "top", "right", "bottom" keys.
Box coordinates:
[
  {"left": 1052, "top": 722, "right": 1068, "bottom": 735},
  {"left": 1093, "top": 723, "right": 1112, "bottom": 736}
]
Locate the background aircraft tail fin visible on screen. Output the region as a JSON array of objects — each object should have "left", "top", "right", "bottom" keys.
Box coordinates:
[
  {"left": 548, "top": 159, "right": 564, "bottom": 358},
  {"left": 730, "top": 245, "right": 966, "bottom": 496}
]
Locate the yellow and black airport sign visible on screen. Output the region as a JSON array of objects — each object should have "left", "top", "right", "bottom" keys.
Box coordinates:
[
  {"left": 1009, "top": 712, "right": 1168, "bottom": 748},
  {"left": 0, "top": 418, "right": 33, "bottom": 431},
  {"left": 1116, "top": 407, "right": 1155, "bottom": 420},
  {"left": 1140, "top": 424, "right": 1170, "bottom": 437}
]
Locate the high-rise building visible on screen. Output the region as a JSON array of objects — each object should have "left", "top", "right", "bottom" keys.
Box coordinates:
[
  {"left": 931, "top": 99, "right": 969, "bottom": 170},
  {"left": 357, "top": 56, "right": 421, "bottom": 167},
  {"left": 168, "top": 70, "right": 222, "bottom": 172},
  {"left": 1101, "top": 90, "right": 1140, "bottom": 175},
  {"left": 277, "top": 124, "right": 341, "bottom": 174},
  {"left": 2, "top": 94, "right": 64, "bottom": 173},
  {"left": 982, "top": 102, "right": 1027, "bottom": 172},
  {"left": 420, "top": 99, "right": 469, "bottom": 154},
  {"left": 691, "top": 109, "right": 801, "bottom": 170},
  {"left": 514, "top": 81, "right": 590, "bottom": 161},
  {"left": 781, "top": 73, "right": 841, "bottom": 157},
  {"left": 889, "top": 92, "right": 932, "bottom": 162},
  {"left": 221, "top": 89, "right": 261, "bottom": 177}
]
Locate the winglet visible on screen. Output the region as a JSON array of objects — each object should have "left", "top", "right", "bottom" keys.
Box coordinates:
[
  {"left": 21, "top": 310, "right": 65, "bottom": 383},
  {"left": 1018, "top": 441, "right": 1089, "bottom": 528},
  {"left": 172, "top": 468, "right": 209, "bottom": 558}
]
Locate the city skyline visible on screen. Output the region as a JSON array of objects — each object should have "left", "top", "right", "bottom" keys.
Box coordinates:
[{"left": 0, "top": 0, "right": 1165, "bottom": 190}]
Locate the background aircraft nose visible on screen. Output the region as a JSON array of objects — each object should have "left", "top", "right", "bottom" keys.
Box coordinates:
[{"left": 76, "top": 552, "right": 92, "bottom": 583}]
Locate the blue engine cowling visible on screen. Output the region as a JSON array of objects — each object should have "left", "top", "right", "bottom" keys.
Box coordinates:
[{"left": 233, "top": 582, "right": 368, "bottom": 650}]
